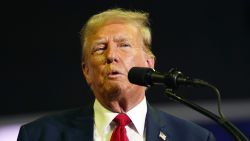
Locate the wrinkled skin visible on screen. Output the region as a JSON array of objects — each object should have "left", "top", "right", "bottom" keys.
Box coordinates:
[{"left": 82, "top": 23, "right": 154, "bottom": 113}]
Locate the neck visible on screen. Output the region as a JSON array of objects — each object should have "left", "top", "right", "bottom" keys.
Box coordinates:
[{"left": 98, "top": 92, "right": 145, "bottom": 113}]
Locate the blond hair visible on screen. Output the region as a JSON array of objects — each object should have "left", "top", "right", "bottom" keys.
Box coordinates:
[{"left": 80, "top": 8, "right": 155, "bottom": 62}]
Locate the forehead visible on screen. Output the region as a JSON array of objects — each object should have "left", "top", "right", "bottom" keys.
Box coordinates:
[
  {"left": 91, "top": 23, "right": 141, "bottom": 41},
  {"left": 83, "top": 23, "right": 144, "bottom": 61}
]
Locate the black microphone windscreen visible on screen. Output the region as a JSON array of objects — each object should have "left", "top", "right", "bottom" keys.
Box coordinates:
[{"left": 128, "top": 67, "right": 154, "bottom": 86}]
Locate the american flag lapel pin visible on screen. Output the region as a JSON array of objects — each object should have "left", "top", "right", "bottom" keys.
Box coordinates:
[{"left": 159, "top": 131, "right": 167, "bottom": 141}]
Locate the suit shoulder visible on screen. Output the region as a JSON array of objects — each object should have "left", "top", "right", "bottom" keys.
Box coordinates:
[
  {"left": 159, "top": 109, "right": 209, "bottom": 131},
  {"left": 17, "top": 107, "right": 94, "bottom": 141},
  {"left": 147, "top": 106, "right": 216, "bottom": 140},
  {"left": 21, "top": 106, "right": 93, "bottom": 130}
]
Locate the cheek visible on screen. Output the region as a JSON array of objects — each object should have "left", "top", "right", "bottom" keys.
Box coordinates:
[
  {"left": 89, "top": 59, "right": 106, "bottom": 78},
  {"left": 87, "top": 58, "right": 104, "bottom": 77},
  {"left": 123, "top": 52, "right": 148, "bottom": 67},
  {"left": 91, "top": 55, "right": 106, "bottom": 64},
  {"left": 89, "top": 65, "right": 103, "bottom": 77},
  {"left": 87, "top": 67, "right": 104, "bottom": 87}
]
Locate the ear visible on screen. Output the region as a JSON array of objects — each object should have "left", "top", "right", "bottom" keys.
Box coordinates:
[
  {"left": 82, "top": 62, "right": 92, "bottom": 85},
  {"left": 146, "top": 56, "right": 155, "bottom": 69}
]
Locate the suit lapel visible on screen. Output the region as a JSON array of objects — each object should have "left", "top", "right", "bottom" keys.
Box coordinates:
[
  {"left": 63, "top": 104, "right": 94, "bottom": 141},
  {"left": 146, "top": 103, "right": 170, "bottom": 141}
]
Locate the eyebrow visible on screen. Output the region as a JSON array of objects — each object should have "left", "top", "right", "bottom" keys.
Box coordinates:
[
  {"left": 90, "top": 39, "right": 106, "bottom": 49},
  {"left": 93, "top": 39, "right": 106, "bottom": 44},
  {"left": 113, "top": 36, "right": 130, "bottom": 42},
  {"left": 91, "top": 35, "right": 131, "bottom": 47}
]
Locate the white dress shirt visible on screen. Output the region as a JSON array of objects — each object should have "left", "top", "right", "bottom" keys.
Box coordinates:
[{"left": 93, "top": 97, "right": 147, "bottom": 141}]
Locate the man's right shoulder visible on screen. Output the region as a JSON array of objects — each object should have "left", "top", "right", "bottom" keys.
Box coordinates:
[
  {"left": 17, "top": 106, "right": 94, "bottom": 141},
  {"left": 24, "top": 108, "right": 92, "bottom": 127}
]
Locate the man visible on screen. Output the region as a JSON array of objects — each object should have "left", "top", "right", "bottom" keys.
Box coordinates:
[{"left": 17, "top": 8, "right": 216, "bottom": 141}]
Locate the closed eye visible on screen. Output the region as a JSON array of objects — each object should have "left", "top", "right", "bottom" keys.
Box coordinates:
[
  {"left": 119, "top": 43, "right": 131, "bottom": 48},
  {"left": 92, "top": 44, "right": 106, "bottom": 54}
]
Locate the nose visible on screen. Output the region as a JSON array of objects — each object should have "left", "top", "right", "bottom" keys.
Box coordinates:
[{"left": 106, "top": 43, "right": 119, "bottom": 64}]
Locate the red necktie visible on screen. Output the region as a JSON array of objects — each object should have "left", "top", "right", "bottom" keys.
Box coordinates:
[{"left": 110, "top": 113, "right": 131, "bottom": 141}]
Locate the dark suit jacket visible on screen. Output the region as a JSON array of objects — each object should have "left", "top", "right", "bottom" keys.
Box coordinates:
[{"left": 17, "top": 103, "right": 216, "bottom": 141}]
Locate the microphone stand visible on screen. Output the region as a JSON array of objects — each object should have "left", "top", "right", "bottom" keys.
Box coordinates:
[
  {"left": 128, "top": 67, "right": 248, "bottom": 140},
  {"left": 165, "top": 89, "right": 249, "bottom": 141}
]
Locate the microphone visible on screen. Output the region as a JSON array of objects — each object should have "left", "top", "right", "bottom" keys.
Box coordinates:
[
  {"left": 129, "top": 67, "right": 250, "bottom": 141},
  {"left": 128, "top": 67, "right": 198, "bottom": 89}
]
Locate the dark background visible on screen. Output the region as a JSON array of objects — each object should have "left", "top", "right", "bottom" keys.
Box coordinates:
[{"left": 2, "top": 0, "right": 250, "bottom": 115}]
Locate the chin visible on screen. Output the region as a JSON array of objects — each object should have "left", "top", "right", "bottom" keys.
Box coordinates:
[{"left": 104, "top": 83, "right": 130, "bottom": 99}]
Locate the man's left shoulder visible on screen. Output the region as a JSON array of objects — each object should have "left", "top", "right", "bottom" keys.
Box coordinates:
[{"left": 147, "top": 105, "right": 216, "bottom": 141}]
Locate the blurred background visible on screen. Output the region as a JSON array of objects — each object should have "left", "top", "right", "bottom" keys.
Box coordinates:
[{"left": 2, "top": 0, "right": 250, "bottom": 140}]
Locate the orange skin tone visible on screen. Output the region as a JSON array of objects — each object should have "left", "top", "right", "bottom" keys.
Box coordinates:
[{"left": 82, "top": 23, "right": 154, "bottom": 113}]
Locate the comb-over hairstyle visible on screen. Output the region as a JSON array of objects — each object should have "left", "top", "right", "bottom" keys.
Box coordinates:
[{"left": 80, "top": 8, "right": 155, "bottom": 62}]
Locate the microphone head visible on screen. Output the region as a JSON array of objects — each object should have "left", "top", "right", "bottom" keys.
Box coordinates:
[{"left": 128, "top": 67, "right": 154, "bottom": 87}]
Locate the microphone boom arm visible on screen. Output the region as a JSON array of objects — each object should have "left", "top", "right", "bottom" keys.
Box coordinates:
[
  {"left": 165, "top": 87, "right": 249, "bottom": 141},
  {"left": 128, "top": 67, "right": 248, "bottom": 140}
]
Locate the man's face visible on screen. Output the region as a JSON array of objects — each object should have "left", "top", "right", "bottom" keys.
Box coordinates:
[{"left": 82, "top": 23, "right": 154, "bottom": 106}]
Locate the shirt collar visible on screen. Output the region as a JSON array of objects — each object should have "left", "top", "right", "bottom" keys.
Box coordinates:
[
  {"left": 94, "top": 97, "right": 147, "bottom": 137},
  {"left": 126, "top": 97, "right": 147, "bottom": 136},
  {"left": 94, "top": 99, "right": 118, "bottom": 136}
]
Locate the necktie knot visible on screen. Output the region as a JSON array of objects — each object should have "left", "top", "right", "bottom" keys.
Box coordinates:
[
  {"left": 114, "top": 113, "right": 131, "bottom": 126},
  {"left": 110, "top": 113, "right": 131, "bottom": 141}
]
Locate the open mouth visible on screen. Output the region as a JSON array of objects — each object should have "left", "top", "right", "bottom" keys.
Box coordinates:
[
  {"left": 111, "top": 70, "right": 119, "bottom": 75},
  {"left": 107, "top": 70, "right": 122, "bottom": 78}
]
